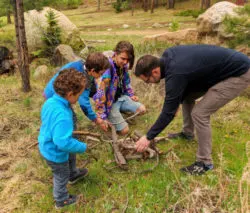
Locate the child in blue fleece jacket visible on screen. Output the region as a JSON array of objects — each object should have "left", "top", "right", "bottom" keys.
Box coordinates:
[{"left": 38, "top": 68, "right": 88, "bottom": 209}]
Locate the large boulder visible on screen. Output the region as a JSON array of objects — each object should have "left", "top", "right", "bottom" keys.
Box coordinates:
[
  {"left": 33, "top": 65, "right": 49, "bottom": 79},
  {"left": 197, "top": 1, "right": 240, "bottom": 35},
  {"left": 52, "top": 44, "right": 81, "bottom": 66},
  {"left": 143, "top": 28, "right": 199, "bottom": 44},
  {"left": 24, "top": 7, "right": 86, "bottom": 52}
]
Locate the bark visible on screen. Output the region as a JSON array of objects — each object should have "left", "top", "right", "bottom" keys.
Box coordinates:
[
  {"left": 12, "top": 0, "right": 31, "bottom": 92},
  {"left": 7, "top": 9, "right": 11, "bottom": 24},
  {"left": 97, "top": 0, "right": 101, "bottom": 11},
  {"left": 131, "top": 0, "right": 134, "bottom": 16},
  {"left": 150, "top": 0, "right": 154, "bottom": 13},
  {"left": 143, "top": 0, "right": 148, "bottom": 12},
  {"left": 200, "top": 0, "right": 210, "bottom": 9},
  {"left": 167, "top": 0, "right": 175, "bottom": 9}
]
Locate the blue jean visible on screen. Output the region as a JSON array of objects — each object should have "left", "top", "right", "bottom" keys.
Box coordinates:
[
  {"left": 108, "top": 95, "right": 142, "bottom": 131},
  {"left": 45, "top": 154, "right": 78, "bottom": 202}
]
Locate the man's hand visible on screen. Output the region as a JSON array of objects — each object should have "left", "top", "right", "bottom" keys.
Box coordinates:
[
  {"left": 95, "top": 118, "right": 110, "bottom": 131},
  {"left": 136, "top": 136, "right": 151, "bottom": 152},
  {"left": 130, "top": 95, "right": 139, "bottom": 102}
]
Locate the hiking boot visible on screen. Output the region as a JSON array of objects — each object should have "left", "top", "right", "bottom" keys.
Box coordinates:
[
  {"left": 168, "top": 132, "right": 194, "bottom": 141},
  {"left": 180, "top": 161, "right": 214, "bottom": 175},
  {"left": 55, "top": 194, "right": 78, "bottom": 209},
  {"left": 68, "top": 168, "right": 88, "bottom": 185}
]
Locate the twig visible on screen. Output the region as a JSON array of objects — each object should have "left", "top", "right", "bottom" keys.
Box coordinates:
[
  {"left": 27, "top": 142, "right": 38, "bottom": 149},
  {"left": 110, "top": 111, "right": 141, "bottom": 125},
  {"left": 73, "top": 131, "right": 101, "bottom": 137},
  {"left": 122, "top": 186, "right": 129, "bottom": 213}
]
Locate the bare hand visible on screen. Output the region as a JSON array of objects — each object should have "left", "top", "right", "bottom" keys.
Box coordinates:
[
  {"left": 130, "top": 95, "right": 139, "bottom": 102},
  {"left": 136, "top": 136, "right": 150, "bottom": 152},
  {"left": 95, "top": 118, "right": 109, "bottom": 131}
]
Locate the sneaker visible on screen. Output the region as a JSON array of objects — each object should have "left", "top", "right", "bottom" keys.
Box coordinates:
[
  {"left": 180, "top": 161, "right": 214, "bottom": 175},
  {"left": 168, "top": 132, "right": 194, "bottom": 141},
  {"left": 68, "top": 168, "right": 88, "bottom": 185},
  {"left": 55, "top": 194, "right": 78, "bottom": 209}
]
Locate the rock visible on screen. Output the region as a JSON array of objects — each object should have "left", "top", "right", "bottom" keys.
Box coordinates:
[
  {"left": 197, "top": 1, "right": 240, "bottom": 35},
  {"left": 107, "top": 28, "right": 112, "bottom": 31},
  {"left": 24, "top": 7, "right": 86, "bottom": 52},
  {"left": 33, "top": 65, "right": 49, "bottom": 79},
  {"left": 79, "top": 46, "right": 96, "bottom": 60},
  {"left": 152, "top": 23, "right": 164, "bottom": 28},
  {"left": 79, "top": 46, "right": 90, "bottom": 60},
  {"left": 144, "top": 28, "right": 198, "bottom": 44},
  {"left": 0, "top": 60, "right": 16, "bottom": 75},
  {"left": 102, "top": 50, "right": 114, "bottom": 58},
  {"left": 52, "top": 44, "right": 81, "bottom": 66},
  {"left": 0, "top": 46, "right": 13, "bottom": 61},
  {"left": 122, "top": 24, "right": 129, "bottom": 29},
  {"left": 135, "top": 23, "right": 141, "bottom": 28}
]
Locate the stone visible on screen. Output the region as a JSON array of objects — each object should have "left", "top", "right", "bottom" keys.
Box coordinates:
[
  {"left": 33, "top": 65, "right": 49, "bottom": 79},
  {"left": 102, "top": 50, "right": 114, "bottom": 58},
  {"left": 52, "top": 44, "right": 81, "bottom": 66},
  {"left": 152, "top": 23, "right": 164, "bottom": 28},
  {"left": 197, "top": 1, "right": 240, "bottom": 35},
  {"left": 24, "top": 7, "right": 85, "bottom": 52},
  {"left": 144, "top": 28, "right": 199, "bottom": 44},
  {"left": 122, "top": 24, "right": 129, "bottom": 29}
]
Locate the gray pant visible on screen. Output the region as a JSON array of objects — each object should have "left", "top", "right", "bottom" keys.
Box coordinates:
[
  {"left": 46, "top": 154, "right": 78, "bottom": 202},
  {"left": 182, "top": 69, "right": 250, "bottom": 164}
]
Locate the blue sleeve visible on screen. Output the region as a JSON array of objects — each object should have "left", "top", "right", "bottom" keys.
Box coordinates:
[
  {"left": 53, "top": 118, "right": 87, "bottom": 153},
  {"left": 44, "top": 73, "right": 59, "bottom": 99},
  {"left": 78, "top": 89, "right": 97, "bottom": 121}
]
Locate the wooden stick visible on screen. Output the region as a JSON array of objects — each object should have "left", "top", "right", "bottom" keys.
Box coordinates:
[
  {"left": 73, "top": 131, "right": 101, "bottom": 137},
  {"left": 111, "top": 125, "right": 127, "bottom": 167}
]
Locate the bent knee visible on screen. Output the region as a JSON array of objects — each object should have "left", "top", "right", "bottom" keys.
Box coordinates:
[
  {"left": 118, "top": 126, "right": 129, "bottom": 135},
  {"left": 136, "top": 105, "right": 146, "bottom": 114}
]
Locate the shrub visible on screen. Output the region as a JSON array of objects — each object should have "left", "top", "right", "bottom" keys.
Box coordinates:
[
  {"left": 41, "top": 9, "right": 61, "bottom": 57},
  {"left": 169, "top": 20, "right": 180, "bottom": 32},
  {"left": 222, "top": 5, "right": 250, "bottom": 48},
  {"left": 175, "top": 9, "right": 204, "bottom": 18},
  {"left": 113, "top": 0, "right": 123, "bottom": 13}
]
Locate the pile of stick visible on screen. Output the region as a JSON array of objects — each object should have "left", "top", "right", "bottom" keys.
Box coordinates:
[{"left": 74, "top": 129, "right": 168, "bottom": 170}]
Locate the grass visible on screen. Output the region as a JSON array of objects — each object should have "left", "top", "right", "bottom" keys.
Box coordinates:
[
  {"left": 0, "top": 1, "right": 250, "bottom": 212},
  {"left": 0, "top": 72, "right": 249, "bottom": 212}
]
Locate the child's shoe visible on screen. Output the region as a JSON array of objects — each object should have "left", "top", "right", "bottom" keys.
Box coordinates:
[
  {"left": 55, "top": 194, "right": 78, "bottom": 209},
  {"left": 68, "top": 168, "right": 88, "bottom": 185}
]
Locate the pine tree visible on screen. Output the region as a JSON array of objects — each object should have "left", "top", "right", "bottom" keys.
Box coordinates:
[{"left": 41, "top": 9, "right": 61, "bottom": 57}]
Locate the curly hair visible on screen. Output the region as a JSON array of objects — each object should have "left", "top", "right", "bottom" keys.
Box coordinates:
[
  {"left": 54, "top": 68, "right": 87, "bottom": 97},
  {"left": 85, "top": 52, "right": 110, "bottom": 73},
  {"left": 114, "top": 41, "right": 135, "bottom": 69}
]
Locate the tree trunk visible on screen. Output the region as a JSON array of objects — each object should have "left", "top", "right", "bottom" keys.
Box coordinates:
[
  {"left": 97, "top": 0, "right": 100, "bottom": 11},
  {"left": 7, "top": 9, "right": 11, "bottom": 24},
  {"left": 143, "top": 0, "right": 148, "bottom": 12},
  {"left": 168, "top": 0, "right": 175, "bottom": 9},
  {"left": 150, "top": 0, "right": 154, "bottom": 13},
  {"left": 200, "top": 0, "right": 210, "bottom": 9},
  {"left": 131, "top": 0, "right": 134, "bottom": 16},
  {"left": 12, "top": 0, "right": 31, "bottom": 92}
]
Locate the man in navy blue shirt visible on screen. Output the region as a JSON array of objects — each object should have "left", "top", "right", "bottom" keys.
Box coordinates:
[{"left": 134, "top": 45, "right": 250, "bottom": 175}]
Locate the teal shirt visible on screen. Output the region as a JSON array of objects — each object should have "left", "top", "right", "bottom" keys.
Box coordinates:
[{"left": 38, "top": 94, "right": 87, "bottom": 163}]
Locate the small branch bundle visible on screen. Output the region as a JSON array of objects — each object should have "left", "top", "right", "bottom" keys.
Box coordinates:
[{"left": 111, "top": 128, "right": 168, "bottom": 169}]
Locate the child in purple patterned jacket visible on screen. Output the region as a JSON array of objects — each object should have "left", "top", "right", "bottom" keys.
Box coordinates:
[{"left": 93, "top": 41, "right": 146, "bottom": 135}]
